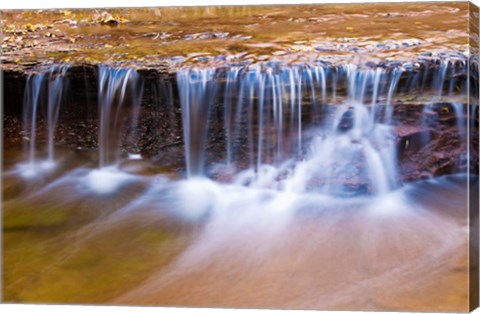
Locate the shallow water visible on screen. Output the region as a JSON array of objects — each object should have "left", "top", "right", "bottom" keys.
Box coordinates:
[
  {"left": 1, "top": 2, "right": 469, "bottom": 66},
  {"left": 2, "top": 144, "right": 475, "bottom": 311},
  {"left": 113, "top": 175, "right": 472, "bottom": 312}
]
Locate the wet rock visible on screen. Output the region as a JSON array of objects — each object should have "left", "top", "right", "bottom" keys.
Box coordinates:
[
  {"left": 184, "top": 32, "right": 229, "bottom": 40},
  {"left": 337, "top": 108, "right": 355, "bottom": 132},
  {"left": 169, "top": 56, "right": 186, "bottom": 63},
  {"left": 231, "top": 35, "right": 252, "bottom": 40},
  {"left": 94, "top": 12, "right": 129, "bottom": 26}
]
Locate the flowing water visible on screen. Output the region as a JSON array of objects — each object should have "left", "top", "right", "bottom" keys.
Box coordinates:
[
  {"left": 15, "top": 66, "right": 70, "bottom": 178},
  {"left": 2, "top": 60, "right": 477, "bottom": 310},
  {"left": 97, "top": 66, "right": 144, "bottom": 168},
  {"left": 81, "top": 67, "right": 146, "bottom": 195},
  {"left": 176, "top": 61, "right": 468, "bottom": 195}
]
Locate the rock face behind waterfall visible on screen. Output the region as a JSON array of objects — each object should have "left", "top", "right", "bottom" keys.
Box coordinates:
[{"left": 395, "top": 104, "right": 475, "bottom": 181}]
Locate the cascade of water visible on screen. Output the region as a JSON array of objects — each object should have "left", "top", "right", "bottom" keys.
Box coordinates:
[
  {"left": 20, "top": 66, "right": 69, "bottom": 177},
  {"left": 385, "top": 68, "right": 402, "bottom": 122},
  {"left": 285, "top": 66, "right": 303, "bottom": 157},
  {"left": 434, "top": 60, "right": 450, "bottom": 98},
  {"left": 98, "top": 66, "right": 143, "bottom": 168},
  {"left": 419, "top": 61, "right": 445, "bottom": 146},
  {"left": 177, "top": 67, "right": 217, "bottom": 177},
  {"left": 232, "top": 65, "right": 311, "bottom": 169},
  {"left": 224, "top": 67, "right": 241, "bottom": 167},
  {"left": 308, "top": 65, "right": 398, "bottom": 195},
  {"left": 419, "top": 60, "right": 469, "bottom": 150},
  {"left": 23, "top": 72, "right": 46, "bottom": 166},
  {"left": 448, "top": 63, "right": 457, "bottom": 97},
  {"left": 313, "top": 65, "right": 327, "bottom": 105},
  {"left": 14, "top": 58, "right": 466, "bottom": 196},
  {"left": 46, "top": 67, "right": 69, "bottom": 162},
  {"left": 256, "top": 67, "right": 267, "bottom": 170},
  {"left": 176, "top": 63, "right": 415, "bottom": 195},
  {"left": 370, "top": 67, "right": 384, "bottom": 122},
  {"left": 174, "top": 59, "right": 471, "bottom": 196}
]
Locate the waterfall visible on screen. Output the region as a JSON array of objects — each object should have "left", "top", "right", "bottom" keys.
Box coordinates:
[
  {"left": 385, "top": 68, "right": 402, "bottom": 123},
  {"left": 97, "top": 66, "right": 143, "bottom": 168},
  {"left": 177, "top": 67, "right": 217, "bottom": 177},
  {"left": 20, "top": 66, "right": 69, "bottom": 177},
  {"left": 23, "top": 72, "right": 45, "bottom": 166},
  {"left": 224, "top": 67, "right": 241, "bottom": 167},
  {"left": 15, "top": 59, "right": 469, "bottom": 195},
  {"left": 73, "top": 66, "right": 146, "bottom": 195},
  {"left": 176, "top": 63, "right": 414, "bottom": 195},
  {"left": 46, "top": 67, "right": 69, "bottom": 162},
  {"left": 419, "top": 60, "right": 470, "bottom": 149}
]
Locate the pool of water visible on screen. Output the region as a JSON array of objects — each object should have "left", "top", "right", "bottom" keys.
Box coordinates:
[{"left": 2, "top": 144, "right": 476, "bottom": 311}]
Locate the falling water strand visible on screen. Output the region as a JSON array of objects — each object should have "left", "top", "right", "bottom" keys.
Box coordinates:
[
  {"left": 372, "top": 69, "right": 383, "bottom": 110},
  {"left": 177, "top": 67, "right": 217, "bottom": 177},
  {"left": 47, "top": 67, "right": 69, "bottom": 162},
  {"left": 435, "top": 60, "right": 450, "bottom": 98},
  {"left": 224, "top": 67, "right": 240, "bottom": 167},
  {"left": 98, "top": 66, "right": 143, "bottom": 168},
  {"left": 256, "top": 69, "right": 266, "bottom": 170},
  {"left": 385, "top": 68, "right": 402, "bottom": 122},
  {"left": 23, "top": 73, "right": 45, "bottom": 165}
]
